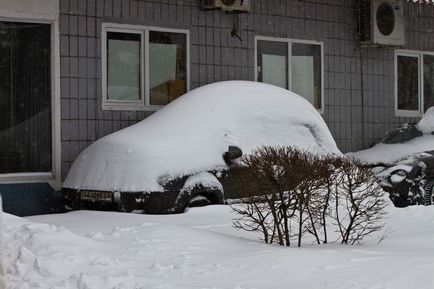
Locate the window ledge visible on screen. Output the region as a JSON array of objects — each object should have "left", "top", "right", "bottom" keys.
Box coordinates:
[
  {"left": 395, "top": 110, "right": 423, "bottom": 118},
  {"left": 102, "top": 103, "right": 164, "bottom": 111},
  {"left": 0, "top": 172, "right": 61, "bottom": 191}
]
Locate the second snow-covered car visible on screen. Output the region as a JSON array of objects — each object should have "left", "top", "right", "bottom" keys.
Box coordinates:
[
  {"left": 351, "top": 107, "right": 434, "bottom": 207},
  {"left": 63, "top": 81, "right": 340, "bottom": 213}
]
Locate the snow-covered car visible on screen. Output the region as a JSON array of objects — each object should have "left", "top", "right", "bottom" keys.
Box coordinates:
[
  {"left": 372, "top": 151, "right": 434, "bottom": 207},
  {"left": 63, "top": 81, "right": 340, "bottom": 214},
  {"left": 351, "top": 107, "right": 434, "bottom": 207}
]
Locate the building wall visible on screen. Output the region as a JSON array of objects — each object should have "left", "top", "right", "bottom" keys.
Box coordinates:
[
  {"left": 0, "top": 0, "right": 59, "bottom": 18},
  {"left": 59, "top": 0, "right": 434, "bottom": 179}
]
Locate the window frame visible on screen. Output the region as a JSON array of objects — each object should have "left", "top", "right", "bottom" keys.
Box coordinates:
[
  {"left": 0, "top": 16, "right": 61, "bottom": 189},
  {"left": 254, "top": 36, "right": 325, "bottom": 113},
  {"left": 102, "top": 23, "right": 190, "bottom": 111},
  {"left": 395, "top": 49, "right": 434, "bottom": 117}
]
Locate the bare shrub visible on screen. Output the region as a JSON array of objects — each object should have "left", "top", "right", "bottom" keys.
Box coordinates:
[
  {"left": 332, "top": 158, "right": 387, "bottom": 245},
  {"left": 232, "top": 146, "right": 326, "bottom": 247},
  {"left": 302, "top": 155, "right": 339, "bottom": 244},
  {"left": 232, "top": 147, "right": 299, "bottom": 246},
  {"left": 232, "top": 146, "right": 387, "bottom": 247}
]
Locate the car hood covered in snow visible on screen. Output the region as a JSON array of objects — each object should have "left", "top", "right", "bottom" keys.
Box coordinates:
[
  {"left": 64, "top": 81, "right": 340, "bottom": 192},
  {"left": 350, "top": 107, "right": 434, "bottom": 165}
]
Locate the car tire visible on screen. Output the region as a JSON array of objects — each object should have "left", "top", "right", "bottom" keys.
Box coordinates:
[
  {"left": 188, "top": 195, "right": 213, "bottom": 207},
  {"left": 423, "top": 181, "right": 434, "bottom": 206},
  {"left": 175, "top": 187, "right": 224, "bottom": 211},
  {"left": 187, "top": 189, "right": 223, "bottom": 208}
]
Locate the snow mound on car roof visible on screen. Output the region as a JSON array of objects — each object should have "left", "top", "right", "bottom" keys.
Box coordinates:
[
  {"left": 351, "top": 107, "right": 434, "bottom": 165},
  {"left": 64, "top": 81, "right": 340, "bottom": 192},
  {"left": 350, "top": 134, "right": 434, "bottom": 165}
]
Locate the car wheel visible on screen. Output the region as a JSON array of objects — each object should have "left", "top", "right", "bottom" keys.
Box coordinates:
[
  {"left": 188, "top": 195, "right": 212, "bottom": 207},
  {"left": 187, "top": 189, "right": 224, "bottom": 208},
  {"left": 182, "top": 188, "right": 224, "bottom": 210},
  {"left": 423, "top": 181, "right": 434, "bottom": 206}
]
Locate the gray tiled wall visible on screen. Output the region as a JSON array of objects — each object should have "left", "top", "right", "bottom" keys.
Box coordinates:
[{"left": 59, "top": 0, "right": 434, "bottom": 179}]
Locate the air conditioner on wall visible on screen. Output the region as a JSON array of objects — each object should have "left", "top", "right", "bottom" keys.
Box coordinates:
[
  {"left": 359, "top": 0, "right": 405, "bottom": 47},
  {"left": 200, "top": 0, "right": 250, "bottom": 13}
]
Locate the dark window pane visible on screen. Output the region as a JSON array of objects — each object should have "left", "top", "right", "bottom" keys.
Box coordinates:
[
  {"left": 257, "top": 40, "right": 288, "bottom": 89},
  {"left": 424, "top": 55, "right": 434, "bottom": 112},
  {"left": 0, "top": 21, "right": 51, "bottom": 173},
  {"left": 107, "top": 32, "right": 141, "bottom": 101},
  {"left": 149, "top": 31, "right": 187, "bottom": 105},
  {"left": 291, "top": 43, "right": 322, "bottom": 109},
  {"left": 397, "top": 55, "right": 419, "bottom": 111}
]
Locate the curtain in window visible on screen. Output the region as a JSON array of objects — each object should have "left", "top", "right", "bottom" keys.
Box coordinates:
[{"left": 149, "top": 31, "right": 187, "bottom": 105}]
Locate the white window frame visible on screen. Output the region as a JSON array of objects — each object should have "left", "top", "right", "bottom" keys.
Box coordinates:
[
  {"left": 395, "top": 49, "right": 434, "bottom": 117},
  {"left": 102, "top": 23, "right": 190, "bottom": 111},
  {"left": 0, "top": 15, "right": 61, "bottom": 190},
  {"left": 254, "top": 36, "right": 325, "bottom": 113}
]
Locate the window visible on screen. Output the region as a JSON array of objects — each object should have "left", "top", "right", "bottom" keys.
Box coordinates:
[
  {"left": 107, "top": 32, "right": 142, "bottom": 102},
  {"left": 395, "top": 51, "right": 434, "bottom": 116},
  {"left": 256, "top": 37, "right": 324, "bottom": 111},
  {"left": 423, "top": 55, "right": 434, "bottom": 111},
  {"left": 0, "top": 21, "right": 52, "bottom": 174},
  {"left": 102, "top": 24, "right": 189, "bottom": 110},
  {"left": 149, "top": 31, "right": 187, "bottom": 106}
]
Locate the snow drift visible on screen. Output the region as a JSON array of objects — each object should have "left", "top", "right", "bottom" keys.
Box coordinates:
[
  {"left": 64, "top": 81, "right": 339, "bottom": 192},
  {"left": 3, "top": 205, "right": 434, "bottom": 289}
]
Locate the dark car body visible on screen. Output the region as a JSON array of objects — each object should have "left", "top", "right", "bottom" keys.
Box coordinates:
[
  {"left": 64, "top": 155, "right": 246, "bottom": 214},
  {"left": 373, "top": 151, "right": 434, "bottom": 207}
]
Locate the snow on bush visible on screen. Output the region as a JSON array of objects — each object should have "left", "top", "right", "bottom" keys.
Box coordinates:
[
  {"left": 233, "top": 146, "right": 387, "bottom": 246},
  {"left": 64, "top": 81, "right": 339, "bottom": 193}
]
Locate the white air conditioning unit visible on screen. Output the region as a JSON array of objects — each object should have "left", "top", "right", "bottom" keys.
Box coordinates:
[
  {"left": 200, "top": 0, "right": 250, "bottom": 13},
  {"left": 359, "top": 0, "right": 405, "bottom": 47}
]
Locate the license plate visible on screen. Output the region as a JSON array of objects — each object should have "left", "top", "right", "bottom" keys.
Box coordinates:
[{"left": 80, "top": 190, "right": 112, "bottom": 202}]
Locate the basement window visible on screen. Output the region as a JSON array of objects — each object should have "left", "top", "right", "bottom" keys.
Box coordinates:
[{"left": 102, "top": 24, "right": 189, "bottom": 111}]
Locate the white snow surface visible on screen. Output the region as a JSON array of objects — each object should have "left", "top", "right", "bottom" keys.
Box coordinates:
[
  {"left": 64, "top": 81, "right": 339, "bottom": 192},
  {"left": 417, "top": 107, "right": 434, "bottom": 134},
  {"left": 182, "top": 172, "right": 223, "bottom": 192},
  {"left": 350, "top": 134, "right": 434, "bottom": 165},
  {"left": 2, "top": 205, "right": 434, "bottom": 289}
]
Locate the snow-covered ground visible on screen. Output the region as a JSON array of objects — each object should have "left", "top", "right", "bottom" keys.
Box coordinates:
[{"left": 3, "top": 205, "right": 434, "bottom": 289}]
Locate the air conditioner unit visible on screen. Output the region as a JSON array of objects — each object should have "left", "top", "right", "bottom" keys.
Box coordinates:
[
  {"left": 200, "top": 0, "right": 250, "bottom": 13},
  {"left": 359, "top": 0, "right": 405, "bottom": 47},
  {"left": 200, "top": 0, "right": 223, "bottom": 10}
]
